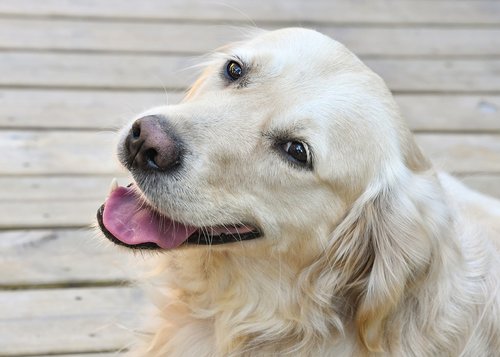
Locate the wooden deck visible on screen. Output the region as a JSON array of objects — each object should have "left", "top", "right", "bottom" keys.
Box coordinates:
[{"left": 1, "top": 0, "right": 499, "bottom": 355}]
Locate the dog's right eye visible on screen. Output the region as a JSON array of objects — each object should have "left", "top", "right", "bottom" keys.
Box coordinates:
[{"left": 280, "top": 141, "right": 311, "bottom": 168}]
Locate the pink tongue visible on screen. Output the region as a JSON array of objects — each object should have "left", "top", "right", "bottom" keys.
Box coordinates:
[{"left": 102, "top": 186, "right": 197, "bottom": 249}]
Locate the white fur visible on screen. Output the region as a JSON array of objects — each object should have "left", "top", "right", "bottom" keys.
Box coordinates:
[{"left": 114, "top": 28, "right": 500, "bottom": 356}]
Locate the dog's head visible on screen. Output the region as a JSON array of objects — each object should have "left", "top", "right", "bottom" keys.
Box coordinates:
[
  {"left": 98, "top": 28, "right": 422, "bottom": 252},
  {"left": 97, "top": 28, "right": 443, "bottom": 350}
]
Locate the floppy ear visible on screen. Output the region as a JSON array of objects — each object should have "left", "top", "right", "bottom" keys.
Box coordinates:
[{"left": 307, "top": 167, "right": 450, "bottom": 352}]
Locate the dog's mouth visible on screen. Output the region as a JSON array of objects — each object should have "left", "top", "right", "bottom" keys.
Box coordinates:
[{"left": 96, "top": 183, "right": 262, "bottom": 250}]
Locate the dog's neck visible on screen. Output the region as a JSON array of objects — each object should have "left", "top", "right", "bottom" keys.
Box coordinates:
[{"left": 164, "top": 243, "right": 355, "bottom": 355}]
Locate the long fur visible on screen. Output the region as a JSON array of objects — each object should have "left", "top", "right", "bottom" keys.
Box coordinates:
[{"left": 112, "top": 28, "right": 500, "bottom": 356}]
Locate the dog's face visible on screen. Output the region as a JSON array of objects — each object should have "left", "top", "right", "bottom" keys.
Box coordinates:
[{"left": 98, "top": 28, "right": 406, "bottom": 253}]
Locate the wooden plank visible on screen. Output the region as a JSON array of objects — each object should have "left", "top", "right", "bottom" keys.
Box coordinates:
[
  {"left": 0, "top": 53, "right": 195, "bottom": 90},
  {"left": 30, "top": 351, "right": 122, "bottom": 357},
  {"left": 0, "top": 89, "right": 177, "bottom": 129},
  {"left": 459, "top": 174, "right": 500, "bottom": 199},
  {"left": 0, "top": 229, "right": 154, "bottom": 285},
  {"left": 0, "top": 286, "right": 146, "bottom": 355},
  {"left": 0, "top": 0, "right": 499, "bottom": 25},
  {"left": 0, "top": 131, "right": 499, "bottom": 175},
  {"left": 0, "top": 176, "right": 127, "bottom": 227},
  {"left": 318, "top": 27, "right": 500, "bottom": 57},
  {"left": 0, "top": 287, "right": 143, "bottom": 320},
  {"left": 29, "top": 351, "right": 122, "bottom": 357},
  {"left": 0, "top": 130, "right": 122, "bottom": 175},
  {"left": 397, "top": 95, "right": 500, "bottom": 132},
  {"left": 0, "top": 176, "right": 128, "bottom": 229},
  {"left": 415, "top": 134, "right": 500, "bottom": 173},
  {"left": 37, "top": 354, "right": 121, "bottom": 357},
  {"left": 366, "top": 59, "right": 500, "bottom": 92},
  {"left": 0, "top": 200, "right": 101, "bottom": 228},
  {"left": 1, "top": 53, "right": 500, "bottom": 92},
  {"left": 2, "top": 18, "right": 500, "bottom": 57},
  {"left": 1, "top": 90, "right": 499, "bottom": 131},
  {"left": 0, "top": 176, "right": 127, "bottom": 201},
  {"left": 0, "top": 19, "right": 242, "bottom": 55},
  {"left": 0, "top": 175, "right": 124, "bottom": 228}
]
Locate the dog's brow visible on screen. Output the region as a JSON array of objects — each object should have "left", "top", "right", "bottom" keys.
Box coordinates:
[
  {"left": 263, "top": 126, "right": 304, "bottom": 142},
  {"left": 211, "top": 49, "right": 249, "bottom": 67}
]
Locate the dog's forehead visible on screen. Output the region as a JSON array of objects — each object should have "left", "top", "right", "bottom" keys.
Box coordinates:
[
  {"left": 245, "top": 28, "right": 337, "bottom": 53},
  {"left": 231, "top": 28, "right": 351, "bottom": 73}
]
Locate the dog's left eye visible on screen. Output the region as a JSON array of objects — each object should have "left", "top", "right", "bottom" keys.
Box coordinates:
[
  {"left": 282, "top": 141, "right": 310, "bottom": 166},
  {"left": 225, "top": 61, "right": 243, "bottom": 81}
]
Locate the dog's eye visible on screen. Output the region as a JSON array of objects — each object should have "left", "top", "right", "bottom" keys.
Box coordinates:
[
  {"left": 282, "top": 141, "right": 310, "bottom": 165},
  {"left": 226, "top": 61, "right": 243, "bottom": 81}
]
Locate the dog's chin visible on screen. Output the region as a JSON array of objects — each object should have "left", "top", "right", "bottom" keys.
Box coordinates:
[{"left": 96, "top": 182, "right": 262, "bottom": 251}]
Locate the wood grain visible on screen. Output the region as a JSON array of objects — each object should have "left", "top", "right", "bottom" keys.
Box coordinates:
[
  {"left": 34, "top": 351, "right": 122, "bottom": 357},
  {"left": 396, "top": 95, "right": 500, "bottom": 132},
  {"left": 0, "top": 200, "right": 101, "bottom": 228},
  {"left": 0, "top": 176, "right": 128, "bottom": 201},
  {"left": 0, "top": 0, "right": 499, "bottom": 25},
  {"left": 459, "top": 174, "right": 500, "bottom": 200},
  {"left": 0, "top": 229, "right": 155, "bottom": 285},
  {"left": 0, "top": 130, "right": 122, "bottom": 175},
  {"left": 2, "top": 19, "right": 500, "bottom": 56},
  {"left": 416, "top": 134, "right": 500, "bottom": 173},
  {"left": 0, "top": 89, "right": 174, "bottom": 129},
  {"left": 0, "top": 286, "right": 146, "bottom": 355}
]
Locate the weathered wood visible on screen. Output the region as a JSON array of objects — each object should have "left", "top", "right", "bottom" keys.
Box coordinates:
[
  {"left": 30, "top": 351, "right": 122, "bottom": 357},
  {"left": 0, "top": 130, "right": 122, "bottom": 175},
  {"left": 35, "top": 351, "right": 122, "bottom": 357},
  {"left": 0, "top": 229, "right": 155, "bottom": 285},
  {"left": 415, "top": 134, "right": 500, "bottom": 173},
  {"left": 366, "top": 59, "right": 500, "bottom": 92},
  {"left": 459, "top": 174, "right": 500, "bottom": 200},
  {"left": 0, "top": 130, "right": 499, "bottom": 175},
  {"left": 0, "top": 286, "right": 146, "bottom": 355},
  {"left": 1, "top": 89, "right": 499, "bottom": 131},
  {"left": 397, "top": 95, "right": 500, "bottom": 132},
  {"left": 0, "top": 0, "right": 499, "bottom": 25},
  {"left": 2, "top": 18, "right": 500, "bottom": 57},
  {"left": 0, "top": 176, "right": 128, "bottom": 201},
  {"left": 0, "top": 176, "right": 127, "bottom": 229},
  {"left": 0, "top": 19, "right": 242, "bottom": 55},
  {"left": 0, "top": 200, "right": 100, "bottom": 228},
  {"left": 0, "top": 89, "right": 176, "bottom": 129},
  {"left": 0, "top": 53, "right": 196, "bottom": 90},
  {"left": 318, "top": 27, "right": 500, "bottom": 57},
  {"left": 1, "top": 53, "right": 500, "bottom": 92}
]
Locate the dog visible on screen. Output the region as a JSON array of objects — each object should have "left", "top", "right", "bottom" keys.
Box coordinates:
[{"left": 97, "top": 28, "right": 500, "bottom": 356}]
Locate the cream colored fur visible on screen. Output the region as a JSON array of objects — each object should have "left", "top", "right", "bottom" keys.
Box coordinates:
[{"left": 118, "top": 28, "right": 500, "bottom": 356}]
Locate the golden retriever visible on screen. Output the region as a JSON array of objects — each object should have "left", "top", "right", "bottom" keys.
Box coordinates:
[{"left": 97, "top": 28, "right": 500, "bottom": 356}]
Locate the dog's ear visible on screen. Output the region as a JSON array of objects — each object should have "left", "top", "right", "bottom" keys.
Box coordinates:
[
  {"left": 351, "top": 180, "right": 436, "bottom": 352},
  {"left": 306, "top": 168, "right": 449, "bottom": 352}
]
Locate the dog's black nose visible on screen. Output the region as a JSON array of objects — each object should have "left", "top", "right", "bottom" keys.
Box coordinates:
[{"left": 126, "top": 115, "right": 181, "bottom": 171}]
